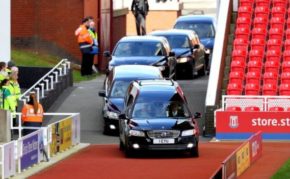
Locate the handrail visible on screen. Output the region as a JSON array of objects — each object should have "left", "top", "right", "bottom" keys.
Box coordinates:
[{"left": 19, "top": 58, "right": 70, "bottom": 102}]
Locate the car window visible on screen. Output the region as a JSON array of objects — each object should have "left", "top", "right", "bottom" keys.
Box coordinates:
[
  {"left": 113, "top": 41, "right": 166, "bottom": 57},
  {"left": 175, "top": 22, "right": 215, "bottom": 39},
  {"left": 161, "top": 35, "right": 190, "bottom": 49},
  {"left": 110, "top": 80, "right": 131, "bottom": 98},
  {"left": 132, "top": 100, "right": 190, "bottom": 119}
]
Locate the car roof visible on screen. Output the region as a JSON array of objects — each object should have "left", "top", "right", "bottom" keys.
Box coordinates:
[
  {"left": 136, "top": 79, "right": 177, "bottom": 92},
  {"left": 119, "top": 35, "right": 167, "bottom": 43},
  {"left": 176, "top": 15, "right": 215, "bottom": 23},
  {"left": 150, "top": 29, "right": 195, "bottom": 37},
  {"left": 113, "top": 65, "right": 162, "bottom": 80}
]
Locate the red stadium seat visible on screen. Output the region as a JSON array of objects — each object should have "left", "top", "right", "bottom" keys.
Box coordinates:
[
  {"left": 264, "top": 60, "right": 280, "bottom": 73},
  {"left": 236, "top": 17, "right": 252, "bottom": 29},
  {"left": 231, "top": 60, "right": 246, "bottom": 73},
  {"left": 267, "top": 39, "right": 282, "bottom": 51},
  {"left": 239, "top": 0, "right": 254, "bottom": 7},
  {"left": 270, "top": 17, "right": 285, "bottom": 29},
  {"left": 255, "top": 0, "right": 270, "bottom": 7},
  {"left": 263, "top": 71, "right": 278, "bottom": 85},
  {"left": 269, "top": 28, "right": 284, "bottom": 40},
  {"left": 247, "top": 60, "right": 262, "bottom": 73},
  {"left": 244, "top": 106, "right": 261, "bottom": 111},
  {"left": 271, "top": 6, "right": 286, "bottom": 18},
  {"left": 262, "top": 83, "right": 278, "bottom": 95},
  {"left": 250, "top": 38, "right": 266, "bottom": 51},
  {"left": 229, "top": 71, "right": 244, "bottom": 84},
  {"left": 254, "top": 6, "right": 270, "bottom": 19},
  {"left": 251, "top": 27, "right": 267, "bottom": 40},
  {"left": 227, "top": 83, "right": 243, "bottom": 95},
  {"left": 273, "top": 0, "right": 288, "bottom": 7},
  {"left": 279, "top": 83, "right": 290, "bottom": 95},
  {"left": 238, "top": 6, "right": 253, "bottom": 18},
  {"left": 266, "top": 49, "right": 281, "bottom": 62},
  {"left": 283, "top": 50, "right": 290, "bottom": 62},
  {"left": 232, "top": 49, "right": 247, "bottom": 62},
  {"left": 282, "top": 61, "right": 290, "bottom": 72},
  {"left": 253, "top": 17, "right": 268, "bottom": 29},
  {"left": 233, "top": 38, "right": 248, "bottom": 51},
  {"left": 245, "top": 83, "right": 260, "bottom": 95},
  {"left": 235, "top": 27, "right": 250, "bottom": 40},
  {"left": 226, "top": 106, "right": 242, "bottom": 111},
  {"left": 269, "top": 106, "right": 284, "bottom": 111},
  {"left": 284, "top": 39, "right": 290, "bottom": 50},
  {"left": 246, "top": 71, "right": 261, "bottom": 84},
  {"left": 280, "top": 72, "right": 290, "bottom": 84},
  {"left": 286, "top": 107, "right": 290, "bottom": 111},
  {"left": 249, "top": 49, "right": 264, "bottom": 62}
]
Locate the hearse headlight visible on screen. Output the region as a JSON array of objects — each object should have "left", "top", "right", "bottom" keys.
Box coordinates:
[
  {"left": 129, "top": 130, "right": 145, "bottom": 137},
  {"left": 106, "top": 111, "right": 119, "bottom": 119},
  {"left": 177, "top": 57, "right": 189, "bottom": 63},
  {"left": 181, "top": 129, "right": 196, "bottom": 136}
]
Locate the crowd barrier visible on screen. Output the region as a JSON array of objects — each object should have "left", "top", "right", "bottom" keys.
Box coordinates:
[
  {"left": 211, "top": 131, "right": 262, "bottom": 179},
  {"left": 0, "top": 113, "right": 80, "bottom": 178},
  {"left": 215, "top": 95, "right": 290, "bottom": 140}
]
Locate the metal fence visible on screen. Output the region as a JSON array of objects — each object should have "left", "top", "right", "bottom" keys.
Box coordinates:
[
  {"left": 222, "top": 95, "right": 290, "bottom": 111},
  {"left": 0, "top": 112, "right": 80, "bottom": 178}
]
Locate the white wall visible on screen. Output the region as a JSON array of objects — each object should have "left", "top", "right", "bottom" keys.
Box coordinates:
[
  {"left": 0, "top": 0, "right": 11, "bottom": 63},
  {"left": 113, "top": 0, "right": 181, "bottom": 10}
]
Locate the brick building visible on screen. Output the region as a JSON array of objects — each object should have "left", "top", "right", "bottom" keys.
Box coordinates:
[{"left": 11, "top": 0, "right": 182, "bottom": 71}]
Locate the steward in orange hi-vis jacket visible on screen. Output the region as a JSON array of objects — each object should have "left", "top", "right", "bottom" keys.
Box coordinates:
[
  {"left": 21, "top": 92, "right": 44, "bottom": 136},
  {"left": 75, "top": 17, "right": 94, "bottom": 76}
]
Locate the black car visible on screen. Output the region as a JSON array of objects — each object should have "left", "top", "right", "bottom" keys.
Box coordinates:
[
  {"left": 150, "top": 29, "right": 208, "bottom": 78},
  {"left": 119, "top": 79, "right": 200, "bottom": 157},
  {"left": 98, "top": 65, "right": 163, "bottom": 134},
  {"left": 104, "top": 36, "right": 177, "bottom": 79}
]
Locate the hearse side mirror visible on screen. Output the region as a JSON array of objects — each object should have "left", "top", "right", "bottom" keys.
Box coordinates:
[
  {"left": 119, "top": 113, "right": 127, "bottom": 119},
  {"left": 169, "top": 51, "right": 175, "bottom": 57},
  {"left": 193, "top": 44, "right": 200, "bottom": 49},
  {"left": 98, "top": 90, "right": 106, "bottom": 97},
  {"left": 194, "top": 112, "right": 202, "bottom": 119},
  {"left": 103, "top": 51, "right": 111, "bottom": 58}
]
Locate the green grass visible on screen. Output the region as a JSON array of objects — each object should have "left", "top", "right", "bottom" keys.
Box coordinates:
[
  {"left": 272, "top": 159, "right": 290, "bottom": 179},
  {"left": 12, "top": 49, "right": 99, "bottom": 83}
]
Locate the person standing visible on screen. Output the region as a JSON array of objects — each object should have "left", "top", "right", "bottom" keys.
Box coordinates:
[
  {"left": 8, "top": 67, "right": 21, "bottom": 130},
  {"left": 21, "top": 92, "right": 44, "bottom": 136},
  {"left": 131, "top": 0, "right": 149, "bottom": 36},
  {"left": 88, "top": 20, "right": 99, "bottom": 73},
  {"left": 75, "top": 17, "right": 94, "bottom": 76}
]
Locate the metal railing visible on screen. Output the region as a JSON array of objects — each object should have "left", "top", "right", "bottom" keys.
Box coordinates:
[
  {"left": 19, "top": 59, "right": 71, "bottom": 103},
  {"left": 221, "top": 95, "right": 290, "bottom": 111}
]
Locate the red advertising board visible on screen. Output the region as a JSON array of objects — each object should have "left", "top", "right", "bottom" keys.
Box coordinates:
[
  {"left": 216, "top": 111, "right": 290, "bottom": 133},
  {"left": 249, "top": 131, "right": 263, "bottom": 164},
  {"left": 223, "top": 153, "right": 237, "bottom": 179}
]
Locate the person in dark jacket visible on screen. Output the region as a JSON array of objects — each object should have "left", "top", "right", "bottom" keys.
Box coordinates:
[{"left": 131, "top": 0, "right": 149, "bottom": 36}]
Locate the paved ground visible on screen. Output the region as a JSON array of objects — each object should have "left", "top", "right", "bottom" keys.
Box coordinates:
[{"left": 30, "top": 142, "right": 241, "bottom": 179}]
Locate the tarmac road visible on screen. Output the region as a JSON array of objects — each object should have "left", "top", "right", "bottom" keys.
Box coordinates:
[{"left": 47, "top": 74, "right": 209, "bottom": 144}]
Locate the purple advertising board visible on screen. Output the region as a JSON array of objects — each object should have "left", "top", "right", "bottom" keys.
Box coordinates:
[{"left": 21, "top": 133, "right": 39, "bottom": 171}]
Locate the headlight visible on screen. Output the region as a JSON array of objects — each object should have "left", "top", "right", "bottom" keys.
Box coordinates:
[
  {"left": 181, "top": 129, "right": 196, "bottom": 136},
  {"left": 129, "top": 130, "right": 145, "bottom": 137},
  {"left": 106, "top": 111, "right": 119, "bottom": 119},
  {"left": 205, "top": 49, "right": 211, "bottom": 54},
  {"left": 177, "top": 57, "right": 189, "bottom": 63},
  {"left": 108, "top": 65, "right": 114, "bottom": 71}
]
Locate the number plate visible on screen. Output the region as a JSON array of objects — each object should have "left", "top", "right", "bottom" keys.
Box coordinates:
[{"left": 153, "top": 139, "right": 174, "bottom": 144}]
